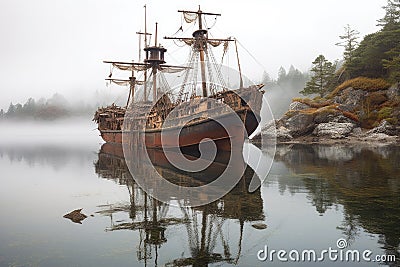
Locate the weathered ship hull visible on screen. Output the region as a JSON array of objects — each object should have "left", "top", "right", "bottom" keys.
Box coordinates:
[
  {"left": 98, "top": 108, "right": 260, "bottom": 151},
  {"left": 100, "top": 130, "right": 123, "bottom": 143},
  {"left": 144, "top": 109, "right": 253, "bottom": 152}
]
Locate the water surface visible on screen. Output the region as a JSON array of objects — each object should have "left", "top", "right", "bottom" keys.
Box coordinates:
[{"left": 0, "top": 121, "right": 399, "bottom": 266}]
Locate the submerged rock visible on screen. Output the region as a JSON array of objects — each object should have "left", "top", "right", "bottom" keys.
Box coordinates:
[
  {"left": 63, "top": 208, "right": 88, "bottom": 224},
  {"left": 252, "top": 223, "right": 268, "bottom": 230},
  {"left": 313, "top": 122, "right": 355, "bottom": 139}
]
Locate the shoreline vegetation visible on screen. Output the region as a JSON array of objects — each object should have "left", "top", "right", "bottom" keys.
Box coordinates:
[{"left": 255, "top": 0, "right": 400, "bottom": 145}]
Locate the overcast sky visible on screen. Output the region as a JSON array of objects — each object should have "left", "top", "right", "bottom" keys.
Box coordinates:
[{"left": 0, "top": 0, "right": 386, "bottom": 110}]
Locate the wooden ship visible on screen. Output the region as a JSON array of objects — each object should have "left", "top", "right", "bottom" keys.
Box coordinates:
[{"left": 93, "top": 6, "right": 264, "bottom": 151}]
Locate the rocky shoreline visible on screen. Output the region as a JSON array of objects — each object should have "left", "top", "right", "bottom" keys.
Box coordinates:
[{"left": 254, "top": 83, "right": 400, "bottom": 145}]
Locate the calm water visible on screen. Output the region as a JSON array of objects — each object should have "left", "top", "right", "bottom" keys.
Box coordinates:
[{"left": 0, "top": 121, "right": 399, "bottom": 267}]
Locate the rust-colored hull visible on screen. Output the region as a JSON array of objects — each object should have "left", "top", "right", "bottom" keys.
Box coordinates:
[
  {"left": 100, "top": 130, "right": 123, "bottom": 143},
  {"left": 144, "top": 109, "right": 254, "bottom": 152},
  {"left": 98, "top": 109, "right": 259, "bottom": 151}
]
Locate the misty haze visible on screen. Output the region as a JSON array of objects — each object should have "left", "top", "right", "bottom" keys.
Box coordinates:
[{"left": 1, "top": 1, "right": 399, "bottom": 266}]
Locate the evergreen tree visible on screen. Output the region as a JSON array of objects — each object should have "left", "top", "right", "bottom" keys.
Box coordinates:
[
  {"left": 23, "top": 98, "right": 36, "bottom": 116},
  {"left": 377, "top": 0, "right": 400, "bottom": 29},
  {"left": 6, "top": 103, "right": 15, "bottom": 117},
  {"left": 383, "top": 46, "right": 400, "bottom": 82},
  {"left": 261, "top": 71, "right": 275, "bottom": 88},
  {"left": 300, "top": 55, "right": 336, "bottom": 97},
  {"left": 336, "top": 24, "right": 360, "bottom": 65},
  {"left": 277, "top": 66, "right": 287, "bottom": 85}
]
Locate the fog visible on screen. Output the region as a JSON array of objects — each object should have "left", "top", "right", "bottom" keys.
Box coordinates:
[
  {"left": 0, "top": 119, "right": 102, "bottom": 147},
  {"left": 0, "top": 0, "right": 386, "bottom": 111}
]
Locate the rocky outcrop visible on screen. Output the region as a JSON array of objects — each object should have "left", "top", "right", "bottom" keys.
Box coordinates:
[
  {"left": 284, "top": 112, "right": 315, "bottom": 137},
  {"left": 386, "top": 82, "right": 399, "bottom": 99},
  {"left": 366, "top": 120, "right": 398, "bottom": 136},
  {"left": 313, "top": 122, "right": 355, "bottom": 139},
  {"left": 289, "top": 101, "right": 309, "bottom": 111},
  {"left": 257, "top": 83, "right": 399, "bottom": 144}
]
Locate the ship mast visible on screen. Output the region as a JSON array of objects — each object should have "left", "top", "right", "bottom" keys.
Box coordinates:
[
  {"left": 136, "top": 31, "right": 152, "bottom": 102},
  {"left": 143, "top": 5, "right": 149, "bottom": 102},
  {"left": 165, "top": 6, "right": 233, "bottom": 97},
  {"left": 181, "top": 6, "right": 219, "bottom": 97},
  {"left": 144, "top": 22, "right": 167, "bottom": 104}
]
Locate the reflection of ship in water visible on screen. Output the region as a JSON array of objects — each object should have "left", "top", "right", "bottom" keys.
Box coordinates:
[{"left": 94, "top": 143, "right": 264, "bottom": 266}]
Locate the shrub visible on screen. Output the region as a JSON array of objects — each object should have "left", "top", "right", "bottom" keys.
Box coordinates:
[
  {"left": 377, "top": 107, "right": 393, "bottom": 120},
  {"left": 386, "top": 117, "right": 398, "bottom": 125},
  {"left": 341, "top": 111, "right": 359, "bottom": 122},
  {"left": 367, "top": 91, "right": 388, "bottom": 106},
  {"left": 329, "top": 77, "right": 390, "bottom": 97},
  {"left": 292, "top": 97, "right": 332, "bottom": 108}
]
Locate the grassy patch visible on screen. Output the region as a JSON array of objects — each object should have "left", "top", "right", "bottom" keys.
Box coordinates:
[
  {"left": 329, "top": 77, "right": 390, "bottom": 97},
  {"left": 292, "top": 97, "right": 332, "bottom": 108}
]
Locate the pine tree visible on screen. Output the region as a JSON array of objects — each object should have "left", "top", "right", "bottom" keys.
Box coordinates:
[
  {"left": 377, "top": 0, "right": 400, "bottom": 29},
  {"left": 277, "top": 66, "right": 287, "bottom": 85},
  {"left": 336, "top": 24, "right": 360, "bottom": 65},
  {"left": 300, "top": 55, "right": 336, "bottom": 97},
  {"left": 261, "top": 71, "right": 275, "bottom": 87},
  {"left": 6, "top": 103, "right": 15, "bottom": 117},
  {"left": 383, "top": 46, "right": 400, "bottom": 82}
]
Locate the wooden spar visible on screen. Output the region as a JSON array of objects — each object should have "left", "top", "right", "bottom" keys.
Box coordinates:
[
  {"left": 136, "top": 31, "right": 152, "bottom": 101},
  {"left": 177, "top": 7, "right": 221, "bottom": 17},
  {"left": 105, "top": 78, "right": 131, "bottom": 82},
  {"left": 103, "top": 60, "right": 150, "bottom": 66},
  {"left": 155, "top": 22, "right": 158, "bottom": 46},
  {"left": 170, "top": 7, "right": 230, "bottom": 97},
  {"left": 198, "top": 6, "right": 208, "bottom": 97},
  {"left": 136, "top": 32, "right": 152, "bottom": 62},
  {"left": 234, "top": 39, "right": 243, "bottom": 89},
  {"left": 199, "top": 42, "right": 207, "bottom": 97},
  {"left": 144, "top": 4, "right": 148, "bottom": 101},
  {"left": 164, "top": 37, "right": 234, "bottom": 42},
  {"left": 144, "top": 5, "right": 148, "bottom": 47},
  {"left": 152, "top": 23, "right": 158, "bottom": 104},
  {"left": 130, "top": 60, "right": 135, "bottom": 105}
]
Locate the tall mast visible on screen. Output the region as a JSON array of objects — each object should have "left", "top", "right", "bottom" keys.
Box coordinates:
[
  {"left": 153, "top": 23, "right": 158, "bottom": 103},
  {"left": 234, "top": 39, "right": 244, "bottom": 89},
  {"left": 144, "top": 22, "right": 167, "bottom": 104},
  {"left": 197, "top": 6, "right": 208, "bottom": 97},
  {"left": 136, "top": 30, "right": 152, "bottom": 102},
  {"left": 144, "top": 5, "right": 148, "bottom": 101},
  {"left": 171, "top": 6, "right": 226, "bottom": 97}
]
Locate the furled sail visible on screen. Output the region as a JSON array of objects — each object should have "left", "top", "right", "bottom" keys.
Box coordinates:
[
  {"left": 112, "top": 62, "right": 150, "bottom": 72},
  {"left": 159, "top": 65, "right": 188, "bottom": 74},
  {"left": 183, "top": 12, "right": 197, "bottom": 23}
]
